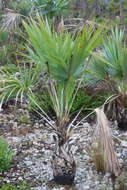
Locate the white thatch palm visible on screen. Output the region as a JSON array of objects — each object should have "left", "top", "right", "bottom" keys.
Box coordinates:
[
  {"left": 89, "top": 27, "right": 127, "bottom": 129},
  {"left": 23, "top": 16, "right": 104, "bottom": 184}
]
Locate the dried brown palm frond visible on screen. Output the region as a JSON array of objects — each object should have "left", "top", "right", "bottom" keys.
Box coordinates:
[
  {"left": 64, "top": 18, "right": 84, "bottom": 32},
  {"left": 91, "top": 108, "right": 120, "bottom": 177},
  {"left": 1, "top": 9, "right": 22, "bottom": 31},
  {"left": 57, "top": 18, "right": 65, "bottom": 33}
]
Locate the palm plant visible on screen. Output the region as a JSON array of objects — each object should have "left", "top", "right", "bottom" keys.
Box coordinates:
[
  {"left": 23, "top": 16, "right": 104, "bottom": 184},
  {"left": 1, "top": 0, "right": 71, "bottom": 32},
  {"left": 33, "top": 0, "right": 71, "bottom": 18},
  {"left": 1, "top": 0, "right": 31, "bottom": 32},
  {"left": 89, "top": 27, "right": 127, "bottom": 129},
  {"left": 0, "top": 65, "right": 40, "bottom": 111}
]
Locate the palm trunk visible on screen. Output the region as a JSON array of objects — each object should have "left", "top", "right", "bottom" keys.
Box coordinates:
[
  {"left": 106, "top": 93, "right": 127, "bottom": 130},
  {"left": 116, "top": 93, "right": 127, "bottom": 130},
  {"left": 1, "top": 0, "right": 9, "bottom": 9},
  {"left": 52, "top": 144, "right": 76, "bottom": 185},
  {"left": 120, "top": 0, "right": 124, "bottom": 27},
  {"left": 51, "top": 120, "right": 76, "bottom": 185}
]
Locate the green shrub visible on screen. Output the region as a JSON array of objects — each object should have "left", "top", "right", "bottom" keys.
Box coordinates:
[
  {"left": 29, "top": 88, "right": 95, "bottom": 119},
  {"left": 70, "top": 89, "right": 105, "bottom": 114},
  {"left": 0, "top": 30, "right": 9, "bottom": 44},
  {"left": 0, "top": 184, "right": 16, "bottom": 190},
  {"left": 28, "top": 90, "right": 54, "bottom": 114},
  {"left": 0, "top": 137, "right": 15, "bottom": 173},
  {"left": 29, "top": 89, "right": 105, "bottom": 115},
  {"left": 0, "top": 44, "right": 17, "bottom": 65},
  {"left": 0, "top": 182, "right": 31, "bottom": 190},
  {"left": 0, "top": 65, "right": 39, "bottom": 110},
  {"left": 33, "top": 0, "right": 71, "bottom": 18}
]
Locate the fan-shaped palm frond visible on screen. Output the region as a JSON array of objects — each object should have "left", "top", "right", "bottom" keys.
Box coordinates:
[
  {"left": 23, "top": 16, "right": 105, "bottom": 124},
  {"left": 89, "top": 26, "right": 127, "bottom": 127},
  {"left": 1, "top": 9, "right": 22, "bottom": 31},
  {"left": 33, "top": 0, "right": 71, "bottom": 17},
  {"left": 90, "top": 26, "right": 127, "bottom": 93}
]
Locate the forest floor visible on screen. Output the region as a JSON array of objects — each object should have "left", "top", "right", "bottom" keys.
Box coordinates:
[{"left": 0, "top": 104, "right": 127, "bottom": 190}]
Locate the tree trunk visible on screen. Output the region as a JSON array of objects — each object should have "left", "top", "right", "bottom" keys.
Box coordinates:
[
  {"left": 116, "top": 93, "right": 127, "bottom": 130},
  {"left": 80, "top": 0, "right": 89, "bottom": 18},
  {"left": 0, "top": 0, "right": 4, "bottom": 10},
  {"left": 79, "top": 0, "right": 88, "bottom": 11},
  {"left": 72, "top": 0, "right": 88, "bottom": 18},
  {"left": 103, "top": 0, "right": 111, "bottom": 5},
  {"left": 1, "top": 0, "right": 8, "bottom": 9},
  {"left": 51, "top": 120, "right": 76, "bottom": 185},
  {"left": 106, "top": 93, "right": 127, "bottom": 130},
  {"left": 52, "top": 144, "right": 76, "bottom": 185},
  {"left": 94, "top": 0, "right": 101, "bottom": 17},
  {"left": 120, "top": 0, "right": 124, "bottom": 27}
]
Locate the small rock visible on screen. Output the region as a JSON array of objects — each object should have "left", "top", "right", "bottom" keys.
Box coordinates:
[
  {"left": 25, "top": 161, "right": 33, "bottom": 166},
  {"left": 18, "top": 176, "right": 23, "bottom": 181},
  {"left": 121, "top": 140, "right": 127, "bottom": 147},
  {"left": 76, "top": 183, "right": 90, "bottom": 190}
]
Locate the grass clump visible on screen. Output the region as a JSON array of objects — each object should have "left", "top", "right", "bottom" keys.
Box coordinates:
[
  {"left": 0, "top": 137, "right": 15, "bottom": 173},
  {"left": 0, "top": 184, "right": 17, "bottom": 190},
  {"left": 0, "top": 182, "right": 31, "bottom": 190},
  {"left": 116, "top": 174, "right": 127, "bottom": 190},
  {"left": 71, "top": 89, "right": 105, "bottom": 114}
]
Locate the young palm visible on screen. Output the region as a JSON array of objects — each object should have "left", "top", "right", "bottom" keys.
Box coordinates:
[
  {"left": 89, "top": 27, "right": 127, "bottom": 129},
  {"left": 23, "top": 16, "right": 104, "bottom": 184}
]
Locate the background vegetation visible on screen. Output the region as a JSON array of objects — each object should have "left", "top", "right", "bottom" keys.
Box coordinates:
[{"left": 0, "top": 0, "right": 127, "bottom": 188}]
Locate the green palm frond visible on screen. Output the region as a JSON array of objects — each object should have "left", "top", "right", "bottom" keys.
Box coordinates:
[
  {"left": 23, "top": 16, "right": 105, "bottom": 120},
  {"left": 89, "top": 26, "right": 127, "bottom": 93},
  {"left": 103, "top": 27, "right": 125, "bottom": 77},
  {"left": 89, "top": 54, "right": 109, "bottom": 80},
  {"left": 23, "top": 16, "right": 104, "bottom": 81},
  {"left": 33, "top": 0, "right": 71, "bottom": 17}
]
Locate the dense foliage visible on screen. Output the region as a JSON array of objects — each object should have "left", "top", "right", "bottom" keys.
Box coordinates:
[
  {"left": 0, "top": 137, "right": 14, "bottom": 173},
  {"left": 0, "top": 0, "right": 127, "bottom": 187}
]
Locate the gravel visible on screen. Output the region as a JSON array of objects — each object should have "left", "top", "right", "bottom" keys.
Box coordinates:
[{"left": 0, "top": 108, "right": 127, "bottom": 190}]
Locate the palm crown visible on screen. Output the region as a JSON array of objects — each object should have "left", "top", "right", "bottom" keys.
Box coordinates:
[
  {"left": 23, "top": 16, "right": 104, "bottom": 122},
  {"left": 90, "top": 27, "right": 127, "bottom": 94}
]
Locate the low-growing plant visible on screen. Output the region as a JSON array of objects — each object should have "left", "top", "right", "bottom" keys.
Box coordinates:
[
  {"left": 116, "top": 175, "right": 127, "bottom": 190},
  {"left": 18, "top": 112, "right": 31, "bottom": 124},
  {"left": 89, "top": 26, "right": 127, "bottom": 129},
  {"left": 71, "top": 89, "right": 105, "bottom": 114},
  {"left": 0, "top": 184, "right": 16, "bottom": 190},
  {"left": 0, "top": 182, "right": 31, "bottom": 190},
  {"left": 23, "top": 15, "right": 105, "bottom": 185},
  {"left": 33, "top": 0, "right": 71, "bottom": 18},
  {"left": 28, "top": 90, "right": 53, "bottom": 115},
  {"left": 0, "top": 137, "right": 15, "bottom": 173},
  {"left": 0, "top": 30, "right": 9, "bottom": 45},
  {"left": 0, "top": 65, "right": 40, "bottom": 111},
  {"left": 28, "top": 88, "right": 105, "bottom": 117}
]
